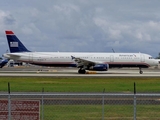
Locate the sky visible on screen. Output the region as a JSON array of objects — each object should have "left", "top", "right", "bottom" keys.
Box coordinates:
[{"left": 0, "top": 0, "right": 160, "bottom": 57}]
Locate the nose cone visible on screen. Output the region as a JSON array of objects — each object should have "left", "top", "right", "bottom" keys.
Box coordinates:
[{"left": 153, "top": 59, "right": 160, "bottom": 66}]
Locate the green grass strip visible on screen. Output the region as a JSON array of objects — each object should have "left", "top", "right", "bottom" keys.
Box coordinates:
[
  {"left": 42, "top": 105, "right": 160, "bottom": 120},
  {"left": 0, "top": 77, "right": 160, "bottom": 92}
]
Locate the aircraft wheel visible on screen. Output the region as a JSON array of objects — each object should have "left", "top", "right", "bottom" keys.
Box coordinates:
[
  {"left": 78, "top": 69, "right": 86, "bottom": 74},
  {"left": 139, "top": 70, "right": 143, "bottom": 74},
  {"left": 139, "top": 68, "right": 143, "bottom": 74}
]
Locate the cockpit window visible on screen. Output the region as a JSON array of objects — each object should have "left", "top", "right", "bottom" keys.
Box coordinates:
[{"left": 149, "top": 57, "right": 153, "bottom": 59}]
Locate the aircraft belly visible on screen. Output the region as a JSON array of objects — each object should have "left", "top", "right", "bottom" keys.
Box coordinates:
[{"left": 109, "top": 63, "right": 149, "bottom": 68}]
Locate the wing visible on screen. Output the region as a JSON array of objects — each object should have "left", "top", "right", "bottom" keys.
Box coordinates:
[{"left": 71, "top": 56, "right": 100, "bottom": 68}]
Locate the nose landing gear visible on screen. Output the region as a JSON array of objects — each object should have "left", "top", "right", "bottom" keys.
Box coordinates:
[{"left": 139, "top": 68, "right": 143, "bottom": 74}]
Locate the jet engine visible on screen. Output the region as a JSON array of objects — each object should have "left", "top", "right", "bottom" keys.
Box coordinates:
[{"left": 88, "top": 64, "right": 109, "bottom": 71}]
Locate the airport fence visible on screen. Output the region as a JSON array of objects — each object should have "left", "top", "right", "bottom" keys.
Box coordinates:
[{"left": 0, "top": 93, "right": 160, "bottom": 120}]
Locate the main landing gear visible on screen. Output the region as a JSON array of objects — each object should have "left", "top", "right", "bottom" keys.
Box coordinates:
[
  {"left": 78, "top": 69, "right": 86, "bottom": 74},
  {"left": 139, "top": 68, "right": 143, "bottom": 74}
]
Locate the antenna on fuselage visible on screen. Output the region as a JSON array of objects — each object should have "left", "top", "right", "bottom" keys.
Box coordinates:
[{"left": 112, "top": 48, "right": 115, "bottom": 53}]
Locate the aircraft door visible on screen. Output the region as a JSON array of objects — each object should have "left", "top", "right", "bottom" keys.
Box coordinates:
[
  {"left": 141, "top": 54, "right": 145, "bottom": 62},
  {"left": 110, "top": 55, "right": 114, "bottom": 62},
  {"left": 29, "top": 53, "right": 33, "bottom": 63}
]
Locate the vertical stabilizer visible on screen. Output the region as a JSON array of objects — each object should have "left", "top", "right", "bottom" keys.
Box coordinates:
[
  {"left": 5, "top": 31, "right": 30, "bottom": 53},
  {"left": 0, "top": 58, "right": 8, "bottom": 68}
]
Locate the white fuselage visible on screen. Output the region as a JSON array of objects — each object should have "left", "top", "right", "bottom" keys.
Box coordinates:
[{"left": 3, "top": 52, "right": 158, "bottom": 68}]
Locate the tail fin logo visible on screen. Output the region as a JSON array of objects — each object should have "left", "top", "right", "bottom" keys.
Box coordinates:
[{"left": 10, "top": 42, "right": 18, "bottom": 47}]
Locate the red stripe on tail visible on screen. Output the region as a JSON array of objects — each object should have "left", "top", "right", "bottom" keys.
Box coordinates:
[{"left": 5, "top": 31, "right": 14, "bottom": 35}]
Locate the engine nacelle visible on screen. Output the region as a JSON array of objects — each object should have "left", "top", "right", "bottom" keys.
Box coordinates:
[{"left": 88, "top": 64, "right": 109, "bottom": 71}]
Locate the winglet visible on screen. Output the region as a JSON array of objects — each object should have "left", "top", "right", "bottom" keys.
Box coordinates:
[{"left": 71, "top": 56, "right": 75, "bottom": 60}]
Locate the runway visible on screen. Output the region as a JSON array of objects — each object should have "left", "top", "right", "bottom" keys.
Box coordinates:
[{"left": 0, "top": 66, "right": 160, "bottom": 77}]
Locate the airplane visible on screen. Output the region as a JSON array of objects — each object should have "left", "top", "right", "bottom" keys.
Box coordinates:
[
  {"left": 0, "top": 57, "right": 8, "bottom": 68},
  {"left": 3, "top": 31, "right": 158, "bottom": 74}
]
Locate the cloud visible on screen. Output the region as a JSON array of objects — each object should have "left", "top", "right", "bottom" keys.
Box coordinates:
[
  {"left": 0, "top": 0, "right": 160, "bottom": 57},
  {"left": 0, "top": 10, "right": 15, "bottom": 30}
]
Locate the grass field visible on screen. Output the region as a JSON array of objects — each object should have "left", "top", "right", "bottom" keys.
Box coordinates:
[
  {"left": 1, "top": 76, "right": 160, "bottom": 119},
  {"left": 0, "top": 76, "right": 160, "bottom": 92},
  {"left": 42, "top": 105, "right": 160, "bottom": 120}
]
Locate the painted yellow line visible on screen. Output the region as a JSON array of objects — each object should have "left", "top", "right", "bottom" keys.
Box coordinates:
[{"left": 86, "top": 71, "right": 97, "bottom": 74}]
